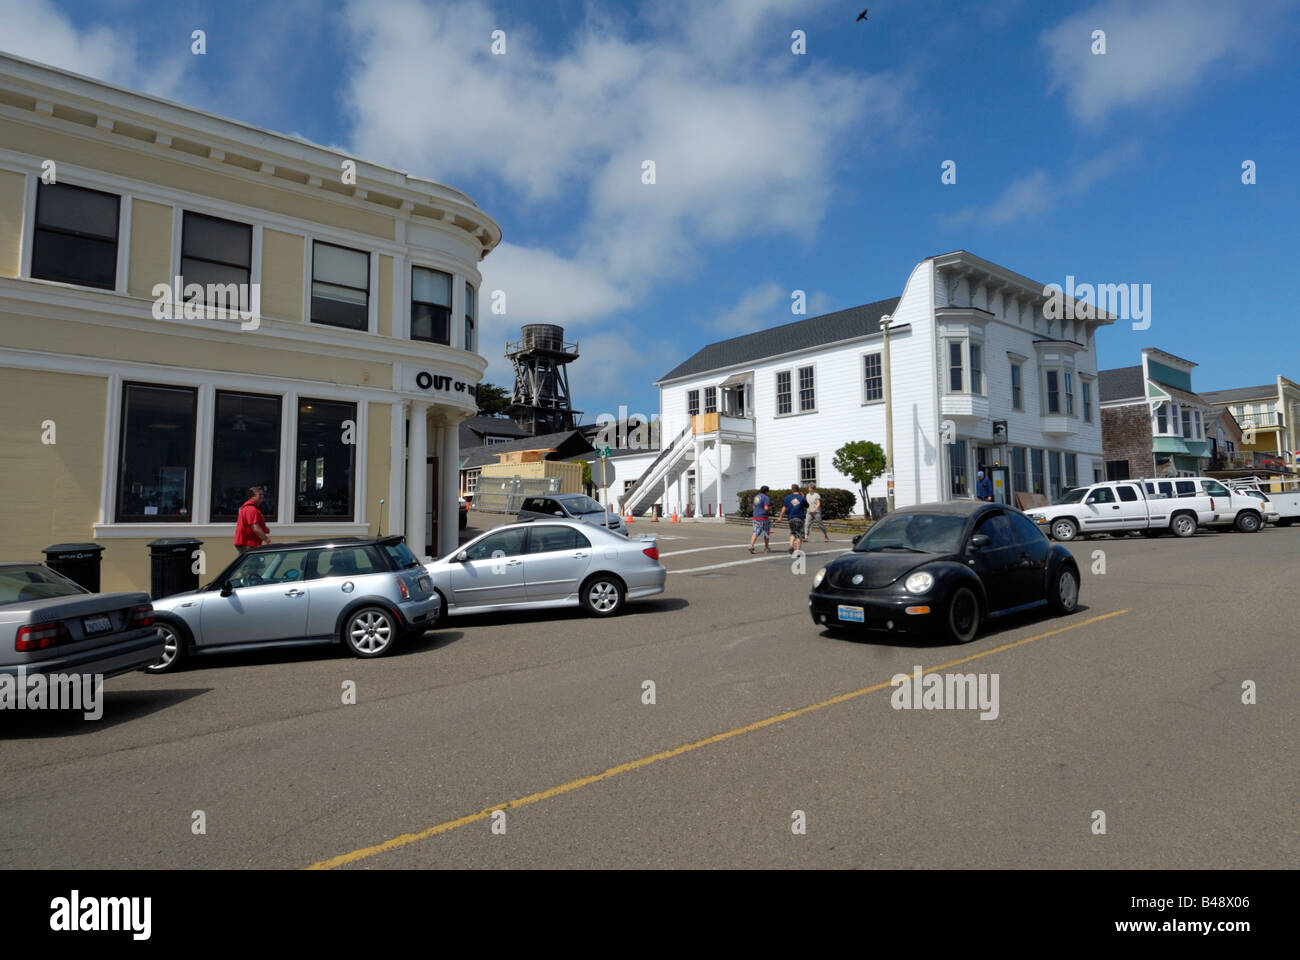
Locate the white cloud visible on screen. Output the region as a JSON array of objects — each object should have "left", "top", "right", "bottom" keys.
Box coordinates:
[
  {"left": 341, "top": 0, "right": 906, "bottom": 337},
  {"left": 0, "top": 0, "right": 185, "bottom": 97},
  {"left": 1041, "top": 0, "right": 1287, "bottom": 125},
  {"left": 710, "top": 282, "right": 833, "bottom": 334},
  {"left": 946, "top": 141, "right": 1141, "bottom": 227}
]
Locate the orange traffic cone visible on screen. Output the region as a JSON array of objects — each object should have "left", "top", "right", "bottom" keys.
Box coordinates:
[
  {"left": 625, "top": 509, "right": 635, "bottom": 524},
  {"left": 671, "top": 509, "right": 679, "bottom": 523}
]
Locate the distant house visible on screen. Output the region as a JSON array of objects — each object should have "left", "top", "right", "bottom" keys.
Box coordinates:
[
  {"left": 1200, "top": 376, "right": 1300, "bottom": 473},
  {"left": 459, "top": 414, "right": 531, "bottom": 449},
  {"left": 1098, "top": 349, "right": 1242, "bottom": 480},
  {"left": 459, "top": 429, "right": 593, "bottom": 505}
]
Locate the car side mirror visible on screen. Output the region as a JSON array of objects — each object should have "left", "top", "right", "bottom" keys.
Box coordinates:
[
  {"left": 554, "top": 511, "right": 564, "bottom": 516},
  {"left": 456, "top": 551, "right": 469, "bottom": 563},
  {"left": 220, "top": 581, "right": 234, "bottom": 597},
  {"left": 851, "top": 534, "right": 862, "bottom": 546},
  {"left": 968, "top": 534, "right": 992, "bottom": 551}
]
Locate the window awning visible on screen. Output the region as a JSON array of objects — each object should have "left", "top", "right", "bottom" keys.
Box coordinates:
[
  {"left": 719, "top": 371, "right": 753, "bottom": 388},
  {"left": 1152, "top": 437, "right": 1191, "bottom": 454}
]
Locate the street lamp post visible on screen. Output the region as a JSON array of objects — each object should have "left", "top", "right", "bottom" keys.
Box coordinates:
[{"left": 881, "top": 314, "right": 895, "bottom": 514}]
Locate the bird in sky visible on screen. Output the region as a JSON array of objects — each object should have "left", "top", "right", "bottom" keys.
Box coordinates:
[{"left": 857, "top": 8, "right": 868, "bottom": 21}]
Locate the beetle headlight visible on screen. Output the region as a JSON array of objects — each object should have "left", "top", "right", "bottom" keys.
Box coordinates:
[
  {"left": 904, "top": 571, "right": 934, "bottom": 594},
  {"left": 812, "top": 567, "right": 826, "bottom": 588}
]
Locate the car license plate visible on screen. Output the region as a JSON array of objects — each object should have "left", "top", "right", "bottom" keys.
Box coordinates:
[
  {"left": 837, "top": 605, "right": 865, "bottom": 623},
  {"left": 417, "top": 576, "right": 431, "bottom": 591},
  {"left": 83, "top": 615, "right": 113, "bottom": 635}
]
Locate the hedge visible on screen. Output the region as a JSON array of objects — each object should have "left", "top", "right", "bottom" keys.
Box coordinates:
[{"left": 735, "top": 487, "right": 856, "bottom": 521}]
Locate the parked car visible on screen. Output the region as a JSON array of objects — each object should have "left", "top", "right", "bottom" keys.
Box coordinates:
[
  {"left": 147, "top": 536, "right": 440, "bottom": 672},
  {"left": 518, "top": 494, "right": 627, "bottom": 535},
  {"left": 1138, "top": 477, "right": 1264, "bottom": 533},
  {"left": 809, "top": 502, "right": 1079, "bottom": 644},
  {"left": 0, "top": 563, "right": 163, "bottom": 679},
  {"left": 424, "top": 520, "right": 664, "bottom": 620},
  {"left": 1026, "top": 480, "right": 1211, "bottom": 541}
]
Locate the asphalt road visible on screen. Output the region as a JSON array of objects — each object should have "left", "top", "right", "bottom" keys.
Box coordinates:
[{"left": 2, "top": 515, "right": 1295, "bottom": 869}]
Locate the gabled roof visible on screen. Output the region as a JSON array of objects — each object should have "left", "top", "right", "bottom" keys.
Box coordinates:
[
  {"left": 658, "top": 297, "right": 900, "bottom": 383},
  {"left": 459, "top": 430, "right": 593, "bottom": 469},
  {"left": 458, "top": 414, "right": 530, "bottom": 448},
  {"left": 1199, "top": 385, "right": 1276, "bottom": 404},
  {"left": 1098, "top": 366, "right": 1144, "bottom": 402}
]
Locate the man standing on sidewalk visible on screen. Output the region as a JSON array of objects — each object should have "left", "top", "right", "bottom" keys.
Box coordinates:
[
  {"left": 806, "top": 482, "right": 830, "bottom": 543},
  {"left": 234, "top": 485, "right": 271, "bottom": 554},
  {"left": 976, "top": 470, "right": 994, "bottom": 502},
  {"left": 748, "top": 485, "right": 772, "bottom": 554},
  {"left": 777, "top": 483, "right": 808, "bottom": 554}
]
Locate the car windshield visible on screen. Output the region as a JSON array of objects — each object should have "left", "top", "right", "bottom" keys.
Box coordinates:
[
  {"left": 382, "top": 541, "right": 421, "bottom": 568},
  {"left": 1054, "top": 488, "right": 1087, "bottom": 505},
  {"left": 563, "top": 496, "right": 606, "bottom": 514},
  {"left": 853, "top": 512, "right": 967, "bottom": 554},
  {"left": 0, "top": 565, "right": 87, "bottom": 605}
]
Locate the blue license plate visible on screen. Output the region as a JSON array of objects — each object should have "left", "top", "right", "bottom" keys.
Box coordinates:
[{"left": 837, "top": 605, "right": 865, "bottom": 623}]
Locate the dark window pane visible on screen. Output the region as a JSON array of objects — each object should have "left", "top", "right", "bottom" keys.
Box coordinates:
[
  {"left": 31, "top": 232, "right": 117, "bottom": 289},
  {"left": 976, "top": 513, "right": 1016, "bottom": 549},
  {"left": 117, "top": 383, "right": 197, "bottom": 521},
  {"left": 311, "top": 294, "right": 369, "bottom": 331},
  {"left": 180, "top": 258, "right": 253, "bottom": 305},
  {"left": 211, "top": 392, "right": 281, "bottom": 521},
  {"left": 526, "top": 525, "right": 589, "bottom": 553},
  {"left": 411, "top": 302, "right": 450, "bottom": 343},
  {"left": 36, "top": 182, "right": 119, "bottom": 238},
  {"left": 465, "top": 528, "right": 527, "bottom": 560},
  {"left": 182, "top": 212, "right": 252, "bottom": 267},
  {"left": 295, "top": 398, "right": 356, "bottom": 521}
]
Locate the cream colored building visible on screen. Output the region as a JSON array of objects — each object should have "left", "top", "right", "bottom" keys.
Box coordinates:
[{"left": 0, "top": 53, "right": 501, "bottom": 592}]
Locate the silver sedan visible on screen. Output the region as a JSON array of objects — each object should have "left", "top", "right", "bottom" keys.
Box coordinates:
[{"left": 424, "top": 520, "right": 665, "bottom": 619}]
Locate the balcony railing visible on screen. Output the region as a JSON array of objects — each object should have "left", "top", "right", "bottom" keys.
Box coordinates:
[{"left": 1236, "top": 413, "right": 1283, "bottom": 428}]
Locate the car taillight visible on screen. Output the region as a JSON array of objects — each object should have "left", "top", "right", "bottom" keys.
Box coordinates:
[
  {"left": 1210, "top": 497, "right": 1215, "bottom": 510},
  {"left": 642, "top": 546, "right": 659, "bottom": 561},
  {"left": 398, "top": 579, "right": 411, "bottom": 600},
  {"left": 129, "top": 604, "right": 154, "bottom": 628},
  {"left": 16, "top": 620, "right": 68, "bottom": 652}
]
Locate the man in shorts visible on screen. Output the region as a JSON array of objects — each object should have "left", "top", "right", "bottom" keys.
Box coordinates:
[
  {"left": 806, "top": 482, "right": 830, "bottom": 543},
  {"left": 748, "top": 485, "right": 772, "bottom": 553},
  {"left": 778, "top": 483, "right": 807, "bottom": 554}
]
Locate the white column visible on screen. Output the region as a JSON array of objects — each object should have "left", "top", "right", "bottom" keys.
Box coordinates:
[
  {"left": 387, "top": 400, "right": 406, "bottom": 537},
  {"left": 438, "top": 418, "right": 459, "bottom": 557},
  {"left": 716, "top": 441, "right": 725, "bottom": 520},
  {"left": 406, "top": 401, "right": 429, "bottom": 557},
  {"left": 663, "top": 473, "right": 669, "bottom": 515},
  {"left": 693, "top": 437, "right": 702, "bottom": 517}
]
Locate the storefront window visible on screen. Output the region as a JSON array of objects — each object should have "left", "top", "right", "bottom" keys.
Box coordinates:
[
  {"left": 950, "top": 439, "right": 968, "bottom": 497},
  {"left": 294, "top": 398, "right": 356, "bottom": 521},
  {"left": 117, "top": 383, "right": 197, "bottom": 521},
  {"left": 211, "top": 391, "right": 282, "bottom": 521},
  {"left": 411, "top": 266, "right": 452, "bottom": 343}
]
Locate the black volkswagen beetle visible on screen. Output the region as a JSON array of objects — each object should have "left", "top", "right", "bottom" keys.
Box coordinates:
[{"left": 809, "top": 501, "right": 1080, "bottom": 643}]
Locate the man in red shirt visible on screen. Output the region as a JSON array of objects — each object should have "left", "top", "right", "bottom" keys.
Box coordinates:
[{"left": 234, "top": 486, "right": 271, "bottom": 553}]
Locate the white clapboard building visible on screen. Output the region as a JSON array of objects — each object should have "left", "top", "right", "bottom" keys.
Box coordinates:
[{"left": 619, "top": 250, "right": 1112, "bottom": 518}]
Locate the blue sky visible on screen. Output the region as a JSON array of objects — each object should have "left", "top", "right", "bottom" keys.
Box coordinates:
[{"left": 5, "top": 0, "right": 1298, "bottom": 421}]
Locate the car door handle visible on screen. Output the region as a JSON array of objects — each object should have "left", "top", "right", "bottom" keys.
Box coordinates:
[
  {"left": 572, "top": 552, "right": 589, "bottom": 558},
  {"left": 284, "top": 589, "right": 305, "bottom": 597},
  {"left": 506, "top": 559, "right": 522, "bottom": 566}
]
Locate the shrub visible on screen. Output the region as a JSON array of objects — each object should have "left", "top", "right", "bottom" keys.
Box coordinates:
[{"left": 735, "top": 487, "right": 855, "bottom": 521}]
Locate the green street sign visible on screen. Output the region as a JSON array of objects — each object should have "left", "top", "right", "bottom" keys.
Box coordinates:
[{"left": 599, "top": 446, "right": 611, "bottom": 458}]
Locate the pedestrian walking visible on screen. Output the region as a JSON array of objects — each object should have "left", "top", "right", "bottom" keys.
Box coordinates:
[
  {"left": 976, "top": 470, "right": 994, "bottom": 502},
  {"left": 748, "top": 485, "right": 772, "bottom": 553},
  {"left": 777, "top": 483, "right": 808, "bottom": 554},
  {"left": 234, "top": 485, "right": 271, "bottom": 553},
  {"left": 806, "top": 482, "right": 830, "bottom": 542}
]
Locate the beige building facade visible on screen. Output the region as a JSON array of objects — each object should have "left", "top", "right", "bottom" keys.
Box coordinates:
[{"left": 0, "top": 54, "right": 501, "bottom": 592}]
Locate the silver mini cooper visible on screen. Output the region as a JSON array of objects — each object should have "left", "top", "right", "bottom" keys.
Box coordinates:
[{"left": 147, "top": 536, "right": 440, "bottom": 672}]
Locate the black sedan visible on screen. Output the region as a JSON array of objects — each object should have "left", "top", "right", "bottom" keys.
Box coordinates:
[{"left": 809, "top": 501, "right": 1080, "bottom": 643}]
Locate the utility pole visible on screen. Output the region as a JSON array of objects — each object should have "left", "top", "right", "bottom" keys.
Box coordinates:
[{"left": 881, "top": 314, "right": 895, "bottom": 513}]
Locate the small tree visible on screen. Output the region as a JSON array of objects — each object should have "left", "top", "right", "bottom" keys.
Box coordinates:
[
  {"left": 832, "top": 440, "right": 887, "bottom": 518},
  {"left": 475, "top": 382, "right": 511, "bottom": 416}
]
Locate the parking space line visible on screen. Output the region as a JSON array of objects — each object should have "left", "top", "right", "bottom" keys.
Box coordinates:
[
  {"left": 305, "top": 607, "right": 1131, "bottom": 870},
  {"left": 661, "top": 541, "right": 850, "bottom": 558}
]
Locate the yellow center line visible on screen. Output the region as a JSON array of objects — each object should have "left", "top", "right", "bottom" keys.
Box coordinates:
[{"left": 306, "top": 607, "right": 1131, "bottom": 869}]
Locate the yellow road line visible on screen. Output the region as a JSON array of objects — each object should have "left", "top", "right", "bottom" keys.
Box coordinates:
[{"left": 306, "top": 607, "right": 1130, "bottom": 869}]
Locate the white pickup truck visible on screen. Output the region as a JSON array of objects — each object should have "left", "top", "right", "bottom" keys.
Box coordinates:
[
  {"left": 1139, "top": 477, "right": 1265, "bottom": 533},
  {"left": 1227, "top": 477, "right": 1300, "bottom": 527},
  {"left": 1026, "top": 480, "right": 1212, "bottom": 541}
]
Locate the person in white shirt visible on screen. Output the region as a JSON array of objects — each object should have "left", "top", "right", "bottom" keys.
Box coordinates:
[{"left": 806, "top": 483, "right": 829, "bottom": 543}]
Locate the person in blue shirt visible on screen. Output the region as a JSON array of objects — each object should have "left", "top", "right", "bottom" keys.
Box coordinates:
[
  {"left": 777, "top": 483, "right": 808, "bottom": 553},
  {"left": 748, "top": 485, "right": 772, "bottom": 553},
  {"left": 976, "top": 470, "right": 994, "bottom": 502}
]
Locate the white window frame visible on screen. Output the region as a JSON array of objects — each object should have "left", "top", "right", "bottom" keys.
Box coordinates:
[
  {"left": 797, "top": 454, "right": 818, "bottom": 487},
  {"left": 797, "top": 364, "right": 817, "bottom": 414},
  {"left": 944, "top": 337, "right": 985, "bottom": 396},
  {"left": 687, "top": 389, "right": 700, "bottom": 417},
  {"left": 775, "top": 370, "right": 794, "bottom": 417},
  {"left": 862, "top": 351, "right": 883, "bottom": 404},
  {"left": 1010, "top": 361, "right": 1023, "bottom": 410}
]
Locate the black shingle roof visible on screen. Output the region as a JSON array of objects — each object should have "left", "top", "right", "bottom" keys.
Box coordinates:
[
  {"left": 1098, "top": 366, "right": 1144, "bottom": 402},
  {"left": 658, "top": 296, "right": 901, "bottom": 383},
  {"left": 1199, "top": 385, "right": 1275, "bottom": 404},
  {"left": 458, "top": 414, "right": 529, "bottom": 449}
]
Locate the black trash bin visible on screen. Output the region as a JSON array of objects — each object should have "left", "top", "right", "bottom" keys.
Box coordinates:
[
  {"left": 42, "top": 542, "right": 105, "bottom": 592},
  {"left": 147, "top": 538, "right": 203, "bottom": 600}
]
